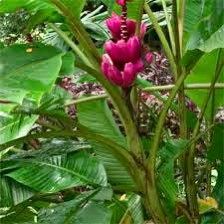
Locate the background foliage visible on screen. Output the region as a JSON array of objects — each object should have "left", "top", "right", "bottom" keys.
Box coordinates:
[{"left": 0, "top": 0, "right": 223, "bottom": 223}]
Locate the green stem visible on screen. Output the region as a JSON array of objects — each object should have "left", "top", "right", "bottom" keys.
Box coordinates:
[
  {"left": 64, "top": 83, "right": 224, "bottom": 107},
  {"left": 50, "top": 0, "right": 101, "bottom": 65},
  {"left": 75, "top": 62, "right": 143, "bottom": 157},
  {"left": 185, "top": 49, "right": 224, "bottom": 219},
  {"left": 54, "top": 0, "right": 145, "bottom": 157},
  {"left": 65, "top": 94, "right": 107, "bottom": 106},
  {"left": 178, "top": 85, "right": 187, "bottom": 137},
  {"left": 172, "top": 3, "right": 193, "bottom": 218},
  {"left": 206, "top": 53, "right": 217, "bottom": 197},
  {"left": 177, "top": 0, "right": 186, "bottom": 52},
  {"left": 144, "top": 1, "right": 177, "bottom": 79},
  {"left": 142, "top": 83, "right": 224, "bottom": 91},
  {"left": 206, "top": 164, "right": 212, "bottom": 196},
  {"left": 161, "top": 0, "right": 176, "bottom": 54},
  {"left": 135, "top": 0, "right": 145, "bottom": 35},
  {"left": 48, "top": 23, "right": 93, "bottom": 68},
  {"left": 147, "top": 72, "right": 187, "bottom": 168},
  {"left": 145, "top": 174, "right": 168, "bottom": 223},
  {"left": 144, "top": 72, "right": 188, "bottom": 223}
]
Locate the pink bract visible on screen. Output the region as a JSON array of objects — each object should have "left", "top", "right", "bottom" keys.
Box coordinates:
[
  {"left": 116, "top": 0, "right": 127, "bottom": 6},
  {"left": 104, "top": 36, "right": 141, "bottom": 66},
  {"left": 106, "top": 13, "right": 136, "bottom": 40},
  {"left": 145, "top": 52, "right": 154, "bottom": 64},
  {"left": 101, "top": 54, "right": 143, "bottom": 87}
]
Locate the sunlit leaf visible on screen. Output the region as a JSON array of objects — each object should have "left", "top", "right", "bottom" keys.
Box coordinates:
[
  {"left": 0, "top": 177, "right": 34, "bottom": 207},
  {"left": 185, "top": 50, "right": 224, "bottom": 118},
  {"left": 6, "top": 151, "right": 107, "bottom": 193},
  {"left": 0, "top": 115, "right": 37, "bottom": 145}
]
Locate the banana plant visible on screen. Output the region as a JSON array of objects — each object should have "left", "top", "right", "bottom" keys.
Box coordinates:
[{"left": 0, "top": 0, "right": 223, "bottom": 223}]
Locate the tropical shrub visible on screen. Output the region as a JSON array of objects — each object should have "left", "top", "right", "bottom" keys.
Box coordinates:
[{"left": 0, "top": 0, "right": 223, "bottom": 223}]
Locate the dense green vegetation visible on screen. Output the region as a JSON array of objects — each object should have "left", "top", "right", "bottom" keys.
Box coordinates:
[{"left": 0, "top": 0, "right": 223, "bottom": 223}]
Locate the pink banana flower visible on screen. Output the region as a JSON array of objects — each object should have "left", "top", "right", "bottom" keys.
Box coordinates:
[
  {"left": 101, "top": 36, "right": 144, "bottom": 87},
  {"left": 116, "top": 0, "right": 133, "bottom": 6},
  {"left": 106, "top": 13, "right": 147, "bottom": 41}
]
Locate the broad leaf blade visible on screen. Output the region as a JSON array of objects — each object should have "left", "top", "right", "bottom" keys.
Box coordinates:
[
  {"left": 93, "top": 144, "right": 135, "bottom": 190},
  {"left": 6, "top": 151, "right": 107, "bottom": 193},
  {"left": 0, "top": 177, "right": 34, "bottom": 207},
  {"left": 185, "top": 50, "right": 224, "bottom": 118},
  {"left": 37, "top": 191, "right": 112, "bottom": 224},
  {"left": 77, "top": 99, "right": 126, "bottom": 147},
  {"left": 0, "top": 201, "right": 37, "bottom": 224},
  {"left": 158, "top": 139, "right": 188, "bottom": 220},
  {"left": 184, "top": 0, "right": 224, "bottom": 53},
  {"left": 77, "top": 99, "right": 135, "bottom": 189},
  {"left": 208, "top": 124, "right": 224, "bottom": 162},
  {"left": 0, "top": 44, "right": 62, "bottom": 93},
  {"left": 60, "top": 51, "right": 75, "bottom": 76},
  {"left": 0, "top": 115, "right": 37, "bottom": 145},
  {"left": 72, "top": 201, "right": 112, "bottom": 224},
  {"left": 110, "top": 194, "right": 144, "bottom": 224}
]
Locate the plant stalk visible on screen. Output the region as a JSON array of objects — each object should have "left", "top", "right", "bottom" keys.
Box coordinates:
[
  {"left": 177, "top": 0, "right": 186, "bottom": 52},
  {"left": 185, "top": 49, "right": 224, "bottom": 219},
  {"left": 146, "top": 77, "right": 187, "bottom": 164},
  {"left": 50, "top": 0, "right": 145, "bottom": 158},
  {"left": 144, "top": 1, "right": 177, "bottom": 79},
  {"left": 173, "top": 0, "right": 187, "bottom": 140},
  {"left": 143, "top": 83, "right": 224, "bottom": 91},
  {"left": 64, "top": 83, "right": 224, "bottom": 107},
  {"left": 50, "top": 0, "right": 101, "bottom": 65},
  {"left": 144, "top": 172, "right": 168, "bottom": 223},
  {"left": 75, "top": 62, "right": 143, "bottom": 157},
  {"left": 65, "top": 94, "right": 107, "bottom": 106},
  {"left": 161, "top": 0, "right": 176, "bottom": 54},
  {"left": 145, "top": 72, "right": 188, "bottom": 223}
]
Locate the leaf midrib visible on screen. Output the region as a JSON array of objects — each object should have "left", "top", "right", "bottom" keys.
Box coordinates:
[{"left": 9, "top": 158, "right": 102, "bottom": 186}]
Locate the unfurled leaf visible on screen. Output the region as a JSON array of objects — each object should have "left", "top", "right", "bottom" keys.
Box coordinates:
[
  {"left": 60, "top": 51, "right": 75, "bottom": 76},
  {"left": 158, "top": 139, "right": 188, "bottom": 220},
  {"left": 0, "top": 115, "right": 37, "bottom": 145},
  {"left": 0, "top": 43, "right": 64, "bottom": 117},
  {"left": 0, "top": 201, "right": 37, "bottom": 224},
  {"left": 0, "top": 44, "right": 62, "bottom": 93},
  {"left": 6, "top": 151, "right": 107, "bottom": 193},
  {"left": 185, "top": 50, "right": 224, "bottom": 118},
  {"left": 184, "top": 0, "right": 223, "bottom": 52},
  {"left": 0, "top": 177, "right": 34, "bottom": 207},
  {"left": 37, "top": 190, "right": 112, "bottom": 224},
  {"left": 77, "top": 99, "right": 125, "bottom": 146},
  {"left": 77, "top": 99, "right": 135, "bottom": 190}
]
